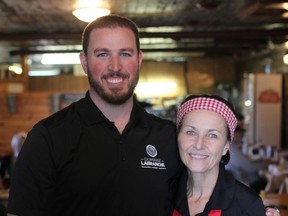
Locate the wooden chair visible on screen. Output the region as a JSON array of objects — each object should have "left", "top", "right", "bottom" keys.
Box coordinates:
[
  {"left": 260, "top": 191, "right": 288, "bottom": 216},
  {"left": 279, "top": 177, "right": 288, "bottom": 194}
]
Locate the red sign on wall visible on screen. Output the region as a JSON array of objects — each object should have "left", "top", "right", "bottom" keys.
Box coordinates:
[{"left": 258, "top": 89, "right": 280, "bottom": 103}]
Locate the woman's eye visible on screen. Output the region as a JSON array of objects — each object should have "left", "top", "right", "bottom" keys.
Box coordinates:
[
  {"left": 209, "top": 133, "right": 218, "bottom": 138},
  {"left": 186, "top": 130, "right": 196, "bottom": 136}
]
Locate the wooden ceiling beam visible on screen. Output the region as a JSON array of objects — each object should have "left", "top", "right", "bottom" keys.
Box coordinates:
[
  {"left": 9, "top": 46, "right": 256, "bottom": 56},
  {"left": 0, "top": 28, "right": 287, "bottom": 41}
]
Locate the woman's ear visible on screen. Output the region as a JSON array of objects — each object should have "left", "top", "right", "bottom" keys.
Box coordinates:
[{"left": 222, "top": 143, "right": 230, "bottom": 155}]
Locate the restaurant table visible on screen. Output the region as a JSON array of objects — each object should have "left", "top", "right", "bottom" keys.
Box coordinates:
[
  {"left": 0, "top": 189, "right": 9, "bottom": 208},
  {"left": 260, "top": 192, "right": 288, "bottom": 216}
]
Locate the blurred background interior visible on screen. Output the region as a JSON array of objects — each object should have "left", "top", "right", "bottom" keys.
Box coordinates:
[{"left": 1, "top": 0, "right": 288, "bottom": 214}]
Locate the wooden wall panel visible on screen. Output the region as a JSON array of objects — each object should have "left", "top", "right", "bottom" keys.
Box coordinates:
[
  {"left": 139, "top": 61, "right": 187, "bottom": 98},
  {"left": 0, "top": 92, "right": 52, "bottom": 156},
  {"left": 29, "top": 76, "right": 89, "bottom": 92},
  {"left": 186, "top": 57, "right": 235, "bottom": 94},
  {"left": 26, "top": 59, "right": 235, "bottom": 97}
]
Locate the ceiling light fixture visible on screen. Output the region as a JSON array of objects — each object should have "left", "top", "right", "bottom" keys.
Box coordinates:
[
  {"left": 283, "top": 54, "right": 288, "bottom": 64},
  {"left": 135, "top": 82, "right": 177, "bottom": 98},
  {"left": 41, "top": 53, "right": 80, "bottom": 65},
  {"left": 72, "top": 7, "right": 110, "bottom": 22},
  {"left": 8, "top": 64, "right": 23, "bottom": 75},
  {"left": 29, "top": 69, "right": 60, "bottom": 76}
]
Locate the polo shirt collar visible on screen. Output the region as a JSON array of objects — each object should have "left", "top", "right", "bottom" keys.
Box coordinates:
[
  {"left": 77, "top": 91, "right": 150, "bottom": 128},
  {"left": 203, "top": 164, "right": 237, "bottom": 213},
  {"left": 175, "top": 164, "right": 237, "bottom": 216}
]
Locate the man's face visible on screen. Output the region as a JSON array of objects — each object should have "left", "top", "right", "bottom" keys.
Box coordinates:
[{"left": 80, "top": 27, "right": 143, "bottom": 104}]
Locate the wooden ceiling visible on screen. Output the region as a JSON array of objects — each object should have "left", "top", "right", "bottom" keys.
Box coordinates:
[{"left": 0, "top": 0, "right": 287, "bottom": 62}]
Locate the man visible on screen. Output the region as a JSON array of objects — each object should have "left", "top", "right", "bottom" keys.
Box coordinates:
[{"left": 7, "top": 15, "right": 182, "bottom": 216}]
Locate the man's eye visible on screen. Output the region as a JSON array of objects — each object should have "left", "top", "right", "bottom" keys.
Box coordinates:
[
  {"left": 96, "top": 52, "right": 108, "bottom": 57},
  {"left": 121, "top": 52, "right": 132, "bottom": 57}
]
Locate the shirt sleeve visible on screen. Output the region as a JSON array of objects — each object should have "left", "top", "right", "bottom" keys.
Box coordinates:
[
  {"left": 7, "top": 124, "right": 56, "bottom": 216},
  {"left": 244, "top": 197, "right": 266, "bottom": 216}
]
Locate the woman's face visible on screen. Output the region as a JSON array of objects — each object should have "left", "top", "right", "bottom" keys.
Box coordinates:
[{"left": 177, "top": 110, "right": 230, "bottom": 175}]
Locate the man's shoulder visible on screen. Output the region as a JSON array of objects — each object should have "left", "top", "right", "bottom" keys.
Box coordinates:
[
  {"left": 145, "top": 111, "right": 176, "bottom": 128},
  {"left": 38, "top": 99, "right": 83, "bottom": 129},
  {"left": 134, "top": 103, "right": 176, "bottom": 128}
]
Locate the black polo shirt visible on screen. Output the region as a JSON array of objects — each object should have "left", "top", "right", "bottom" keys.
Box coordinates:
[
  {"left": 174, "top": 164, "right": 266, "bottom": 216},
  {"left": 8, "top": 92, "right": 182, "bottom": 216}
]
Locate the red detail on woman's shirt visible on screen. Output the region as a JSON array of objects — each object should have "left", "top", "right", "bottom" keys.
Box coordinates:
[{"left": 172, "top": 209, "right": 222, "bottom": 216}]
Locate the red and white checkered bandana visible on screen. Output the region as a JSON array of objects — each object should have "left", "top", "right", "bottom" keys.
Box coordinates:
[{"left": 176, "top": 97, "right": 238, "bottom": 141}]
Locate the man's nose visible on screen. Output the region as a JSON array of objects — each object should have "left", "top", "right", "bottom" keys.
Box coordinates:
[{"left": 108, "top": 55, "right": 122, "bottom": 71}]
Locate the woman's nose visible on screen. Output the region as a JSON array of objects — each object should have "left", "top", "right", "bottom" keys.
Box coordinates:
[{"left": 194, "top": 135, "right": 205, "bottom": 149}]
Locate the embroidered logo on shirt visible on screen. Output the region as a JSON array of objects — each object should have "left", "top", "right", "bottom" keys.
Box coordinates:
[
  {"left": 146, "top": 144, "right": 157, "bottom": 157},
  {"left": 140, "top": 144, "right": 166, "bottom": 170}
]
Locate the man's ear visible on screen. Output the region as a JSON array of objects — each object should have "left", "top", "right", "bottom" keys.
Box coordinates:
[{"left": 79, "top": 51, "right": 88, "bottom": 75}]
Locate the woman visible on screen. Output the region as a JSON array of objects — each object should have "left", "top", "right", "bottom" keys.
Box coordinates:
[{"left": 173, "top": 95, "right": 279, "bottom": 216}]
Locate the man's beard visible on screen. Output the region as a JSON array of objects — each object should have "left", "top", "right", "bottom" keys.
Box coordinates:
[{"left": 87, "top": 68, "right": 139, "bottom": 105}]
